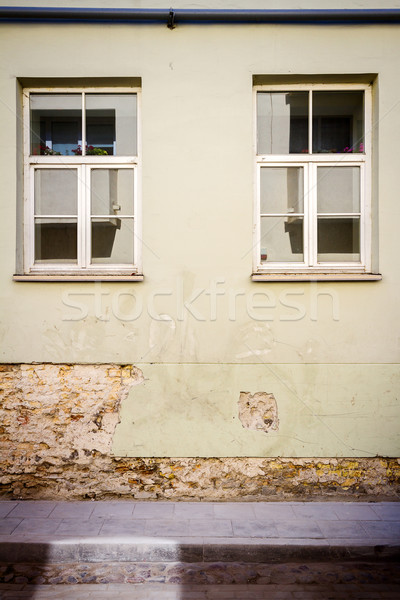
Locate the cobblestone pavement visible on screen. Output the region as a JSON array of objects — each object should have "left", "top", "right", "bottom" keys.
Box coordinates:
[
  {"left": 2, "top": 560, "right": 399, "bottom": 586},
  {"left": 1, "top": 582, "right": 400, "bottom": 599}
]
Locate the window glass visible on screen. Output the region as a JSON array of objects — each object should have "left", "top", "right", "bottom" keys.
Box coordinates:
[
  {"left": 317, "top": 166, "right": 361, "bottom": 262},
  {"left": 312, "top": 91, "right": 364, "bottom": 153},
  {"left": 86, "top": 94, "right": 137, "bottom": 156},
  {"left": 257, "top": 92, "right": 309, "bottom": 154},
  {"left": 260, "top": 167, "right": 304, "bottom": 214},
  {"left": 91, "top": 169, "right": 134, "bottom": 216},
  {"left": 91, "top": 218, "right": 134, "bottom": 264},
  {"left": 30, "top": 94, "right": 82, "bottom": 156},
  {"left": 260, "top": 217, "right": 304, "bottom": 263},
  {"left": 317, "top": 217, "right": 360, "bottom": 262},
  {"left": 33, "top": 168, "right": 78, "bottom": 263},
  {"left": 90, "top": 168, "right": 135, "bottom": 264},
  {"left": 34, "top": 169, "right": 78, "bottom": 215},
  {"left": 34, "top": 219, "right": 78, "bottom": 263},
  {"left": 317, "top": 166, "right": 360, "bottom": 213}
]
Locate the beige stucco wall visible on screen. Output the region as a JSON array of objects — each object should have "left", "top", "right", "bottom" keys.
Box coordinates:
[
  {"left": 113, "top": 363, "right": 400, "bottom": 457},
  {"left": 0, "top": 2, "right": 399, "bottom": 459}
]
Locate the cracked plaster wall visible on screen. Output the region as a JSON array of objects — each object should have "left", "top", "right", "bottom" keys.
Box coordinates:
[{"left": 1, "top": 363, "right": 399, "bottom": 500}]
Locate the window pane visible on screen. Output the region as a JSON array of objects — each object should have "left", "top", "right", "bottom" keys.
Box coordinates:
[
  {"left": 86, "top": 94, "right": 137, "bottom": 156},
  {"left": 30, "top": 94, "right": 82, "bottom": 156},
  {"left": 260, "top": 216, "right": 304, "bottom": 262},
  {"left": 34, "top": 169, "right": 78, "bottom": 215},
  {"left": 91, "top": 169, "right": 134, "bottom": 216},
  {"left": 317, "top": 217, "right": 360, "bottom": 262},
  {"left": 260, "top": 167, "right": 304, "bottom": 214},
  {"left": 317, "top": 167, "right": 360, "bottom": 213},
  {"left": 91, "top": 218, "right": 134, "bottom": 264},
  {"left": 34, "top": 218, "right": 77, "bottom": 263},
  {"left": 312, "top": 91, "right": 364, "bottom": 153},
  {"left": 257, "top": 92, "right": 309, "bottom": 154}
]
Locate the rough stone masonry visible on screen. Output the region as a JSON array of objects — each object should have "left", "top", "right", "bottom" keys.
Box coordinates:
[{"left": 0, "top": 363, "right": 399, "bottom": 500}]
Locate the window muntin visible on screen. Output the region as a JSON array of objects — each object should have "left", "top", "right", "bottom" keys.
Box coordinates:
[
  {"left": 255, "top": 84, "right": 371, "bottom": 273},
  {"left": 24, "top": 88, "right": 140, "bottom": 275}
]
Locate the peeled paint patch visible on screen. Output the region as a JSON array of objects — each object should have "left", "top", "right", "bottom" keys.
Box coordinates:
[
  {"left": 0, "top": 364, "right": 142, "bottom": 467},
  {"left": 238, "top": 391, "right": 279, "bottom": 433}
]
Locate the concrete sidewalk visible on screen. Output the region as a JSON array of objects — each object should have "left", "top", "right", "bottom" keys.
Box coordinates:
[
  {"left": 1, "top": 500, "right": 399, "bottom": 550},
  {"left": 0, "top": 500, "right": 399, "bottom": 559},
  {"left": 0, "top": 500, "right": 399, "bottom": 588},
  {"left": 0, "top": 500, "right": 400, "bottom": 561}
]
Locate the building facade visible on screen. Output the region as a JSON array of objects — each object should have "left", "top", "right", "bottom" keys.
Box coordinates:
[{"left": 1, "top": 0, "right": 399, "bottom": 500}]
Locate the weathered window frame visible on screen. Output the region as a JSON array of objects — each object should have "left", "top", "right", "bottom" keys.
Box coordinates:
[
  {"left": 21, "top": 87, "right": 142, "bottom": 279},
  {"left": 253, "top": 83, "right": 376, "bottom": 280}
]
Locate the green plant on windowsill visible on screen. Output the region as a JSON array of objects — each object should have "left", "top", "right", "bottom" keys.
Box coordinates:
[{"left": 72, "top": 145, "right": 108, "bottom": 155}]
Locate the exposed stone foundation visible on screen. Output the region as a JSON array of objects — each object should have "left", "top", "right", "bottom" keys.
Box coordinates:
[{"left": 1, "top": 364, "right": 399, "bottom": 501}]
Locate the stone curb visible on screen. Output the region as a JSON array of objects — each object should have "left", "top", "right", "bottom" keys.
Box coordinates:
[{"left": 0, "top": 539, "right": 399, "bottom": 564}]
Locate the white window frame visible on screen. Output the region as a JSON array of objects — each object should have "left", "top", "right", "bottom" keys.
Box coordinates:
[
  {"left": 23, "top": 87, "right": 142, "bottom": 276},
  {"left": 253, "top": 83, "right": 372, "bottom": 275}
]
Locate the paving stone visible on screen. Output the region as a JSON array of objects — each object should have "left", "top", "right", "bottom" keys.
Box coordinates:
[
  {"left": 188, "top": 518, "right": 233, "bottom": 536},
  {"left": 253, "top": 504, "right": 296, "bottom": 520},
  {"left": 89, "top": 502, "right": 136, "bottom": 519},
  {"left": 55, "top": 519, "right": 103, "bottom": 536},
  {"left": 145, "top": 519, "right": 190, "bottom": 536},
  {"left": 361, "top": 520, "right": 400, "bottom": 539},
  {"left": 0, "top": 502, "right": 18, "bottom": 518},
  {"left": 232, "top": 520, "right": 278, "bottom": 538},
  {"left": 275, "top": 520, "right": 324, "bottom": 539},
  {"left": 332, "top": 503, "right": 380, "bottom": 521},
  {"left": 174, "top": 503, "right": 216, "bottom": 519},
  {"left": 99, "top": 519, "right": 146, "bottom": 536},
  {"left": 133, "top": 503, "right": 174, "bottom": 519},
  {"left": 49, "top": 502, "right": 95, "bottom": 520},
  {"left": 0, "top": 518, "right": 22, "bottom": 534},
  {"left": 8, "top": 502, "right": 57, "bottom": 519},
  {"left": 213, "top": 503, "right": 256, "bottom": 519},
  {"left": 317, "top": 520, "right": 368, "bottom": 538},
  {"left": 292, "top": 502, "right": 339, "bottom": 520},
  {"left": 371, "top": 504, "right": 400, "bottom": 521},
  {"left": 12, "top": 518, "right": 62, "bottom": 535}
]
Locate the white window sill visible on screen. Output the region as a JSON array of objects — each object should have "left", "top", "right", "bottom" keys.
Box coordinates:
[
  {"left": 252, "top": 273, "right": 382, "bottom": 282},
  {"left": 13, "top": 274, "right": 144, "bottom": 282}
]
